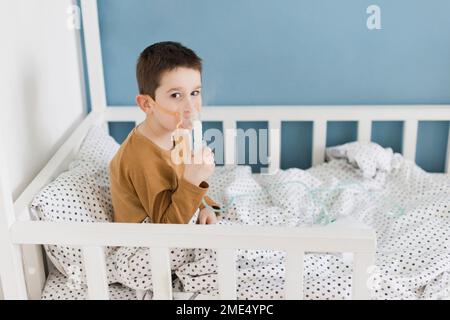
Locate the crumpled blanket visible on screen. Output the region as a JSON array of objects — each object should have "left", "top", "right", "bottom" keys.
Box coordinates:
[
  {"left": 111, "top": 142, "right": 450, "bottom": 300},
  {"left": 325, "top": 141, "right": 402, "bottom": 179}
]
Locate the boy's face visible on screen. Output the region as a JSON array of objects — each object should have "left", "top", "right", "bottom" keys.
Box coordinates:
[{"left": 151, "top": 67, "right": 202, "bottom": 131}]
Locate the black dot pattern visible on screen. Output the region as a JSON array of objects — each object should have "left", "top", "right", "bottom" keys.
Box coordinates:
[
  {"left": 112, "top": 214, "right": 199, "bottom": 292},
  {"left": 172, "top": 146, "right": 450, "bottom": 300},
  {"left": 41, "top": 268, "right": 137, "bottom": 300},
  {"left": 31, "top": 125, "right": 121, "bottom": 286},
  {"left": 325, "top": 142, "right": 396, "bottom": 179},
  {"left": 36, "top": 131, "right": 450, "bottom": 300}
]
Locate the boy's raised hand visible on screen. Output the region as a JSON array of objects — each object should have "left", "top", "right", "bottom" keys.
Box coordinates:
[{"left": 183, "top": 146, "right": 215, "bottom": 187}]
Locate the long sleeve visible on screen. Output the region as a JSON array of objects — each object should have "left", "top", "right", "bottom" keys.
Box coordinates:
[
  {"left": 151, "top": 179, "right": 209, "bottom": 224},
  {"left": 110, "top": 127, "right": 217, "bottom": 224}
]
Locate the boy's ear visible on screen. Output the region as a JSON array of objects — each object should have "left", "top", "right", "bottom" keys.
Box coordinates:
[{"left": 136, "top": 95, "right": 153, "bottom": 114}]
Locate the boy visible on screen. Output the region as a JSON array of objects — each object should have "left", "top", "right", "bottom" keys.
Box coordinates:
[{"left": 109, "top": 41, "right": 220, "bottom": 224}]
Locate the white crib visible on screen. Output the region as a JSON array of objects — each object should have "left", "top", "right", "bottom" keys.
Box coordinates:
[
  {"left": 0, "top": 1, "right": 449, "bottom": 300},
  {"left": 2, "top": 104, "right": 450, "bottom": 300}
]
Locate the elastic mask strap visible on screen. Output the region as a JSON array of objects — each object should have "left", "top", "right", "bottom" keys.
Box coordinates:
[
  {"left": 146, "top": 95, "right": 182, "bottom": 128},
  {"left": 145, "top": 95, "right": 201, "bottom": 129}
]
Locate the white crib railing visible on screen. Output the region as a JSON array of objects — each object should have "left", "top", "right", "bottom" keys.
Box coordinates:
[
  {"left": 2, "top": 105, "right": 449, "bottom": 300},
  {"left": 107, "top": 105, "right": 450, "bottom": 174},
  {"left": 9, "top": 221, "right": 376, "bottom": 300}
]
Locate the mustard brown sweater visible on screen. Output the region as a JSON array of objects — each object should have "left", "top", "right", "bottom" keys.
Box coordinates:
[{"left": 109, "top": 127, "right": 219, "bottom": 224}]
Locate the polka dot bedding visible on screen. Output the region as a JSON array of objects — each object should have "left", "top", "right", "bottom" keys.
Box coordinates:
[
  {"left": 34, "top": 126, "right": 198, "bottom": 299},
  {"left": 41, "top": 265, "right": 190, "bottom": 300},
  {"left": 325, "top": 141, "right": 395, "bottom": 179},
  {"left": 31, "top": 125, "right": 122, "bottom": 286},
  {"left": 173, "top": 143, "right": 449, "bottom": 300},
  {"left": 112, "top": 213, "right": 199, "bottom": 292},
  {"left": 35, "top": 128, "right": 450, "bottom": 300},
  {"left": 41, "top": 267, "right": 137, "bottom": 300}
]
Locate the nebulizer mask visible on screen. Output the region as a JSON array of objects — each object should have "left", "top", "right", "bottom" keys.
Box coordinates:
[{"left": 145, "top": 95, "right": 203, "bottom": 159}]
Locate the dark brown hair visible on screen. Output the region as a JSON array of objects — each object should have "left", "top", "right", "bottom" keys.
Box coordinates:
[{"left": 136, "top": 41, "right": 202, "bottom": 99}]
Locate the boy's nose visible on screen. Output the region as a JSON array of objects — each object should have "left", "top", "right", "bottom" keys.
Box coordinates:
[{"left": 183, "top": 99, "right": 197, "bottom": 115}]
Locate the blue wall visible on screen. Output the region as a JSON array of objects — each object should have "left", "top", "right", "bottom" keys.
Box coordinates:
[{"left": 93, "top": 0, "right": 450, "bottom": 172}]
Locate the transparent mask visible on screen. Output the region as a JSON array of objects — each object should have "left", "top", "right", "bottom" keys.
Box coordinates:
[
  {"left": 146, "top": 96, "right": 203, "bottom": 154},
  {"left": 182, "top": 110, "right": 203, "bottom": 154}
]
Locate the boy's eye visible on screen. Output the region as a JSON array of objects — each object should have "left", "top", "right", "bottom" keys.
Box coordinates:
[
  {"left": 191, "top": 90, "right": 201, "bottom": 96},
  {"left": 171, "top": 93, "right": 181, "bottom": 98}
]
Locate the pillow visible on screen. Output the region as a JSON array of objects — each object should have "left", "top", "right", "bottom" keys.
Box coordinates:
[
  {"left": 30, "top": 124, "right": 120, "bottom": 284},
  {"left": 325, "top": 141, "right": 395, "bottom": 178},
  {"left": 71, "top": 124, "right": 119, "bottom": 169}
]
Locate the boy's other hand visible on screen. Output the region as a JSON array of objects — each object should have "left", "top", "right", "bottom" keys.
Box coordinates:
[
  {"left": 197, "top": 207, "right": 217, "bottom": 225},
  {"left": 183, "top": 146, "right": 215, "bottom": 186}
]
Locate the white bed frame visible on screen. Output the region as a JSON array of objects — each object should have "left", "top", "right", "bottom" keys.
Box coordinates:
[{"left": 1, "top": 1, "right": 449, "bottom": 300}]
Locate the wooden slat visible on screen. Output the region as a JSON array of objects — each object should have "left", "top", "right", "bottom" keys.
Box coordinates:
[
  {"left": 21, "top": 244, "right": 46, "bottom": 299},
  {"left": 217, "top": 249, "right": 237, "bottom": 299},
  {"left": 149, "top": 247, "right": 172, "bottom": 300},
  {"left": 312, "top": 120, "right": 326, "bottom": 166},
  {"left": 284, "top": 250, "right": 304, "bottom": 300},
  {"left": 0, "top": 242, "right": 27, "bottom": 300},
  {"left": 105, "top": 107, "right": 144, "bottom": 123},
  {"left": 268, "top": 120, "right": 281, "bottom": 174},
  {"left": 358, "top": 120, "right": 372, "bottom": 143},
  {"left": 0, "top": 132, "right": 28, "bottom": 299},
  {"left": 403, "top": 120, "right": 418, "bottom": 161},
  {"left": 352, "top": 252, "right": 375, "bottom": 300},
  {"left": 82, "top": 246, "right": 109, "bottom": 300},
  {"left": 223, "top": 120, "right": 236, "bottom": 165}
]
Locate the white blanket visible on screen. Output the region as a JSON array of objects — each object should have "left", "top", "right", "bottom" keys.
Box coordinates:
[{"left": 113, "top": 142, "right": 450, "bottom": 299}]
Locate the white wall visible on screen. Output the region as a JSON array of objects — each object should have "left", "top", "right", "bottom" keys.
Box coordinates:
[
  {"left": 0, "top": 0, "right": 87, "bottom": 299},
  {"left": 0, "top": 0, "right": 87, "bottom": 200}
]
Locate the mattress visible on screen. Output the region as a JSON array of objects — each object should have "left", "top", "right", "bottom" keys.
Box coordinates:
[
  {"left": 40, "top": 149, "right": 450, "bottom": 300},
  {"left": 41, "top": 268, "right": 216, "bottom": 300}
]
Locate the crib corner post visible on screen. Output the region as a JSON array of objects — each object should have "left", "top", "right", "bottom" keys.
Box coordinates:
[
  {"left": 80, "top": 0, "right": 107, "bottom": 113},
  {"left": 0, "top": 135, "right": 28, "bottom": 299}
]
